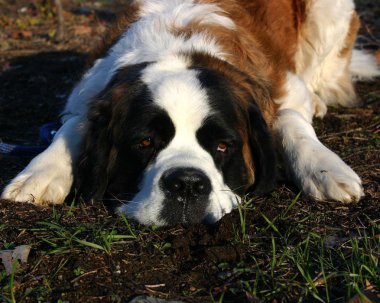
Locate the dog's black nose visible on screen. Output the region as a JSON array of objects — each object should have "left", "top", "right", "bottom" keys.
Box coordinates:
[{"left": 161, "top": 167, "right": 211, "bottom": 198}]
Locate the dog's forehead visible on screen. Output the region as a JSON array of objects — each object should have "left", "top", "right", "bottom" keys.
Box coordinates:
[{"left": 141, "top": 56, "right": 212, "bottom": 135}]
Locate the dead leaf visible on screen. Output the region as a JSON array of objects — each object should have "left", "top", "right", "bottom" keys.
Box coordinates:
[
  {"left": 73, "top": 25, "right": 92, "bottom": 36},
  {"left": 366, "top": 280, "right": 375, "bottom": 291},
  {"left": 10, "top": 30, "right": 33, "bottom": 39},
  {"left": 0, "top": 251, "right": 13, "bottom": 274},
  {"left": 349, "top": 290, "right": 380, "bottom": 303},
  {"left": 13, "top": 245, "right": 31, "bottom": 263},
  {"left": 19, "top": 30, "right": 33, "bottom": 38},
  {"left": 0, "top": 245, "right": 31, "bottom": 275}
]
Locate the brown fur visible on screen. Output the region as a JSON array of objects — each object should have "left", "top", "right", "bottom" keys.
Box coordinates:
[
  {"left": 292, "top": 0, "right": 308, "bottom": 32},
  {"left": 87, "top": 0, "right": 308, "bottom": 125},
  {"left": 334, "top": 12, "right": 361, "bottom": 106},
  {"left": 171, "top": 0, "right": 309, "bottom": 126},
  {"left": 190, "top": 52, "right": 274, "bottom": 184},
  {"left": 293, "top": 1, "right": 316, "bottom": 75},
  {"left": 239, "top": 126, "right": 255, "bottom": 187},
  {"left": 85, "top": 0, "right": 310, "bottom": 189},
  {"left": 175, "top": 1, "right": 310, "bottom": 186},
  {"left": 339, "top": 12, "right": 360, "bottom": 59}
]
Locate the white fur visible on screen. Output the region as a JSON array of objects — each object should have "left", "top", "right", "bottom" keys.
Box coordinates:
[
  {"left": 118, "top": 56, "right": 238, "bottom": 225},
  {"left": 295, "top": 0, "right": 354, "bottom": 78},
  {"left": 350, "top": 49, "right": 380, "bottom": 80},
  {"left": 136, "top": 0, "right": 236, "bottom": 30},
  {"left": 2, "top": 116, "right": 86, "bottom": 204},
  {"left": 275, "top": 73, "right": 364, "bottom": 202},
  {"left": 280, "top": 0, "right": 377, "bottom": 202},
  {"left": 1, "top": 0, "right": 236, "bottom": 217},
  {"left": 275, "top": 108, "right": 364, "bottom": 202},
  {"left": 62, "top": 0, "right": 230, "bottom": 120},
  {"left": 2, "top": 0, "right": 377, "bottom": 220},
  {"left": 296, "top": 0, "right": 357, "bottom": 108},
  {"left": 275, "top": 73, "right": 315, "bottom": 123}
]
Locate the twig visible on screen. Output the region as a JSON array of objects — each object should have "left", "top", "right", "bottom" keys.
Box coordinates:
[
  {"left": 54, "top": 0, "right": 64, "bottom": 41},
  {"left": 70, "top": 270, "right": 97, "bottom": 283}
]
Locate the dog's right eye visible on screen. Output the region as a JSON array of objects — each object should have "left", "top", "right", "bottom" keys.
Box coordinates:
[
  {"left": 139, "top": 137, "right": 153, "bottom": 148},
  {"left": 217, "top": 142, "right": 228, "bottom": 153}
]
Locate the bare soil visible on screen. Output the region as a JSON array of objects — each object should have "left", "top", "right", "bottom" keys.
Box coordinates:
[{"left": 0, "top": 1, "right": 379, "bottom": 302}]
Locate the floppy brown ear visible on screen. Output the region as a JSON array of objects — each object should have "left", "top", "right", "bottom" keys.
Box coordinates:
[
  {"left": 76, "top": 96, "right": 118, "bottom": 200},
  {"left": 246, "top": 102, "right": 278, "bottom": 196}
]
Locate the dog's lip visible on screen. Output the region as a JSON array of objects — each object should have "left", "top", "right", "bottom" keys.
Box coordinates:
[{"left": 160, "top": 196, "right": 211, "bottom": 225}]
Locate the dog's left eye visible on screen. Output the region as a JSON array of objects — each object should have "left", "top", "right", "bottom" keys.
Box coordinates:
[
  {"left": 217, "top": 142, "right": 228, "bottom": 153},
  {"left": 139, "top": 137, "right": 153, "bottom": 148}
]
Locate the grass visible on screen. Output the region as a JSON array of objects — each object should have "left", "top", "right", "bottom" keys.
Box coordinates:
[
  {"left": 223, "top": 195, "right": 380, "bottom": 302},
  {"left": 0, "top": 0, "right": 379, "bottom": 301},
  {"left": 27, "top": 206, "right": 136, "bottom": 255},
  {"left": 0, "top": 201, "right": 145, "bottom": 302},
  {"left": 1, "top": 193, "right": 379, "bottom": 302}
]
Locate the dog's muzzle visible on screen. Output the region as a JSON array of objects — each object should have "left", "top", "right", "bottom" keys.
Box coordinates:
[{"left": 159, "top": 167, "right": 212, "bottom": 224}]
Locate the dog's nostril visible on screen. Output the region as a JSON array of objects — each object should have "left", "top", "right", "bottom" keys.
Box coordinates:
[
  {"left": 165, "top": 177, "right": 185, "bottom": 193},
  {"left": 161, "top": 168, "right": 211, "bottom": 197},
  {"left": 193, "top": 180, "right": 209, "bottom": 195}
]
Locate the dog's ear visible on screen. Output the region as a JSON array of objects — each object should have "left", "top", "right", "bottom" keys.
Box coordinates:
[
  {"left": 76, "top": 96, "right": 119, "bottom": 200},
  {"left": 76, "top": 63, "right": 150, "bottom": 201},
  {"left": 246, "top": 102, "right": 278, "bottom": 196}
]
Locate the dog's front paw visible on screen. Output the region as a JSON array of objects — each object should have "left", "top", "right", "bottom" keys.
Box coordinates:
[
  {"left": 1, "top": 156, "right": 72, "bottom": 205},
  {"left": 298, "top": 151, "right": 364, "bottom": 203}
]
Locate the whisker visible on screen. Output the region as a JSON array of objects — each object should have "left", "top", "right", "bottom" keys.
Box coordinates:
[{"left": 101, "top": 197, "right": 141, "bottom": 205}]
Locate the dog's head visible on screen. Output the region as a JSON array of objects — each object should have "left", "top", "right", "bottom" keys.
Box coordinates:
[{"left": 77, "top": 53, "right": 277, "bottom": 226}]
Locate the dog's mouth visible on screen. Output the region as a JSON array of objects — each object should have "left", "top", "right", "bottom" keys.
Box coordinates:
[
  {"left": 116, "top": 153, "right": 239, "bottom": 226},
  {"left": 159, "top": 196, "right": 211, "bottom": 225}
]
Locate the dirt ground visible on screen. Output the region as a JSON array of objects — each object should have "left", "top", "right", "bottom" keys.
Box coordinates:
[{"left": 0, "top": 1, "right": 379, "bottom": 303}]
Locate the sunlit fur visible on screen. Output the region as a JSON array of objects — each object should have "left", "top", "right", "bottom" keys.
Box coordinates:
[{"left": 2, "top": 0, "right": 379, "bottom": 225}]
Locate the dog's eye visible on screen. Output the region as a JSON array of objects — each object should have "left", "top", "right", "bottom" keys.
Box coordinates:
[
  {"left": 217, "top": 142, "right": 228, "bottom": 153},
  {"left": 139, "top": 137, "right": 153, "bottom": 148}
]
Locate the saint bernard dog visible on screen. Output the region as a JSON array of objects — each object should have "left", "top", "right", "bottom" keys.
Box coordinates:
[{"left": 2, "top": 0, "right": 379, "bottom": 226}]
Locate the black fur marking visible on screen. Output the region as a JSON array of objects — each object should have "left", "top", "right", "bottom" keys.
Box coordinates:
[
  {"left": 192, "top": 59, "right": 277, "bottom": 197},
  {"left": 245, "top": 103, "right": 278, "bottom": 196},
  {"left": 195, "top": 68, "right": 250, "bottom": 195},
  {"left": 76, "top": 63, "right": 175, "bottom": 204},
  {"left": 77, "top": 54, "right": 277, "bottom": 223}
]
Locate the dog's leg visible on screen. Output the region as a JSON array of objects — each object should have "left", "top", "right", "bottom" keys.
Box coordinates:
[
  {"left": 1, "top": 116, "right": 86, "bottom": 205},
  {"left": 1, "top": 52, "right": 116, "bottom": 204},
  {"left": 274, "top": 73, "right": 364, "bottom": 203},
  {"left": 295, "top": 1, "right": 373, "bottom": 110}
]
